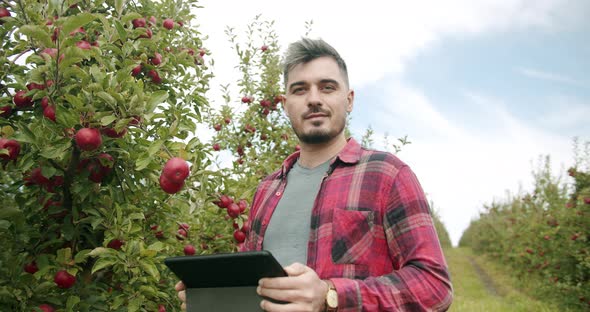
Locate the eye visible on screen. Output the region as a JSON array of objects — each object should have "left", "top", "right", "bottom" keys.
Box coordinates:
[
  {"left": 292, "top": 87, "right": 305, "bottom": 94},
  {"left": 322, "top": 84, "right": 336, "bottom": 91}
]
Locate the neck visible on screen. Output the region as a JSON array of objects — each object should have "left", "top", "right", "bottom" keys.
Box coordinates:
[{"left": 297, "top": 134, "right": 347, "bottom": 168}]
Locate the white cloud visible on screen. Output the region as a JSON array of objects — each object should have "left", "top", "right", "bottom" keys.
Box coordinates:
[
  {"left": 367, "top": 82, "right": 573, "bottom": 246},
  {"left": 518, "top": 67, "right": 589, "bottom": 88}
]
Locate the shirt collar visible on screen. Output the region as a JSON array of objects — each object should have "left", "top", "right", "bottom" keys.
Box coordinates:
[{"left": 279, "top": 138, "right": 362, "bottom": 178}]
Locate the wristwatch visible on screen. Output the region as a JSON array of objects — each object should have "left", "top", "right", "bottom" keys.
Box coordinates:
[{"left": 324, "top": 280, "right": 338, "bottom": 312}]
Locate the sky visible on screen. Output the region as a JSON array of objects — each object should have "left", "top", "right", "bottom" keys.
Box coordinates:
[{"left": 195, "top": 0, "right": 590, "bottom": 246}]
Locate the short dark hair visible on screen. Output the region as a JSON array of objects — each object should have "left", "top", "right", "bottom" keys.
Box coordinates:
[{"left": 282, "top": 38, "right": 349, "bottom": 88}]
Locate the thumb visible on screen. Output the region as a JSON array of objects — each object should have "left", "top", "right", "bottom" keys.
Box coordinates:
[{"left": 284, "top": 262, "right": 308, "bottom": 276}]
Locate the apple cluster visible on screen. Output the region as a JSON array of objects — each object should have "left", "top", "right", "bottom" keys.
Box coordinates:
[{"left": 215, "top": 195, "right": 250, "bottom": 243}]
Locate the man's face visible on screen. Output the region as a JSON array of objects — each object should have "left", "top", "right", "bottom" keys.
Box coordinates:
[{"left": 283, "top": 56, "right": 354, "bottom": 145}]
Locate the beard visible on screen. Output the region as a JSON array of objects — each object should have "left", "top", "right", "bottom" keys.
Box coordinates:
[{"left": 292, "top": 108, "right": 346, "bottom": 144}]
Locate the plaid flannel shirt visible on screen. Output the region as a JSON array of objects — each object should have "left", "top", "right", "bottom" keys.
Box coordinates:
[{"left": 242, "top": 138, "right": 453, "bottom": 311}]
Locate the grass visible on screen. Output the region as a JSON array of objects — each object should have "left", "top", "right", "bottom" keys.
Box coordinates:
[{"left": 445, "top": 247, "right": 568, "bottom": 312}]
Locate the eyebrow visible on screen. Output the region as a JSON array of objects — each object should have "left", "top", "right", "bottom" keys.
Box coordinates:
[{"left": 288, "top": 79, "right": 340, "bottom": 92}]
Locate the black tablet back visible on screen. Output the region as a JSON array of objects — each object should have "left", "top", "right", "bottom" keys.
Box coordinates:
[{"left": 164, "top": 250, "right": 287, "bottom": 288}]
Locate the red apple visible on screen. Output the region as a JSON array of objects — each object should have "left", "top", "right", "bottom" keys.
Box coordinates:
[
  {"left": 151, "top": 52, "right": 162, "bottom": 66},
  {"left": 38, "top": 304, "right": 55, "bottom": 312},
  {"left": 159, "top": 174, "right": 183, "bottom": 194},
  {"left": 27, "top": 167, "right": 50, "bottom": 185},
  {"left": 138, "top": 27, "right": 152, "bottom": 39},
  {"left": 75, "top": 128, "right": 102, "bottom": 151},
  {"left": 131, "top": 64, "right": 142, "bottom": 76},
  {"left": 102, "top": 126, "right": 127, "bottom": 138},
  {"left": 0, "top": 7, "right": 11, "bottom": 23},
  {"left": 0, "top": 105, "right": 12, "bottom": 117},
  {"left": 178, "top": 223, "right": 190, "bottom": 231},
  {"left": 241, "top": 96, "right": 252, "bottom": 104},
  {"left": 241, "top": 222, "right": 250, "bottom": 233},
  {"left": 224, "top": 117, "right": 231, "bottom": 124},
  {"left": 217, "top": 195, "right": 233, "bottom": 208},
  {"left": 54, "top": 270, "right": 76, "bottom": 288},
  {"left": 41, "top": 96, "right": 49, "bottom": 109},
  {"left": 132, "top": 18, "right": 146, "bottom": 28},
  {"left": 212, "top": 143, "right": 220, "bottom": 151},
  {"left": 162, "top": 157, "right": 189, "bottom": 184},
  {"left": 213, "top": 124, "right": 222, "bottom": 131},
  {"left": 27, "top": 82, "right": 46, "bottom": 91},
  {"left": 227, "top": 203, "right": 240, "bottom": 219},
  {"left": 148, "top": 69, "right": 161, "bottom": 84},
  {"left": 238, "top": 199, "right": 248, "bottom": 213},
  {"left": 107, "top": 239, "right": 124, "bottom": 250},
  {"left": 24, "top": 261, "right": 39, "bottom": 274},
  {"left": 260, "top": 100, "right": 271, "bottom": 108},
  {"left": 76, "top": 40, "right": 91, "bottom": 50},
  {"left": 176, "top": 229, "right": 187, "bottom": 240},
  {"left": 261, "top": 45, "right": 268, "bottom": 52},
  {"left": 163, "top": 18, "right": 174, "bottom": 30},
  {"left": 233, "top": 230, "right": 246, "bottom": 243},
  {"left": 69, "top": 27, "right": 85, "bottom": 36},
  {"left": 43, "top": 105, "right": 56, "bottom": 122},
  {"left": 13, "top": 90, "right": 33, "bottom": 108},
  {"left": 183, "top": 245, "right": 196, "bottom": 256},
  {"left": 0, "top": 138, "right": 20, "bottom": 161},
  {"left": 148, "top": 16, "right": 157, "bottom": 25}
]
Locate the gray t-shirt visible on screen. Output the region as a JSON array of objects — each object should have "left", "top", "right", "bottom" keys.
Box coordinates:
[{"left": 263, "top": 159, "right": 331, "bottom": 267}]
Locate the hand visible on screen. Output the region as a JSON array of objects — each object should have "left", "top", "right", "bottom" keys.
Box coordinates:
[
  {"left": 257, "top": 262, "right": 328, "bottom": 312},
  {"left": 175, "top": 281, "right": 187, "bottom": 311}
]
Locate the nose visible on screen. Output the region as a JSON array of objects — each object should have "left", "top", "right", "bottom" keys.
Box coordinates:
[{"left": 306, "top": 86, "right": 322, "bottom": 107}]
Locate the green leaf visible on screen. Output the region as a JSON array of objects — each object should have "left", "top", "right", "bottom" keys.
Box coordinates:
[
  {"left": 65, "top": 295, "right": 80, "bottom": 311},
  {"left": 39, "top": 141, "right": 72, "bottom": 160},
  {"left": 62, "top": 13, "right": 96, "bottom": 36},
  {"left": 147, "top": 91, "right": 169, "bottom": 113},
  {"left": 140, "top": 261, "right": 160, "bottom": 280},
  {"left": 88, "top": 247, "right": 113, "bottom": 257},
  {"left": 115, "top": 0, "right": 124, "bottom": 16},
  {"left": 56, "top": 248, "right": 72, "bottom": 264},
  {"left": 41, "top": 166, "right": 57, "bottom": 179},
  {"left": 148, "top": 140, "right": 163, "bottom": 156},
  {"left": 100, "top": 115, "right": 117, "bottom": 126},
  {"left": 147, "top": 241, "right": 164, "bottom": 252},
  {"left": 19, "top": 25, "right": 52, "bottom": 47},
  {"left": 64, "top": 94, "right": 84, "bottom": 109},
  {"left": 0, "top": 220, "right": 11, "bottom": 230},
  {"left": 114, "top": 20, "right": 127, "bottom": 42},
  {"left": 97, "top": 91, "right": 117, "bottom": 107},
  {"left": 74, "top": 249, "right": 92, "bottom": 263},
  {"left": 92, "top": 257, "right": 117, "bottom": 274},
  {"left": 135, "top": 153, "right": 152, "bottom": 171}
]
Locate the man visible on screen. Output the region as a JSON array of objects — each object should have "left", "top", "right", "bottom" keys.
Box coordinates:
[{"left": 176, "top": 38, "right": 453, "bottom": 311}]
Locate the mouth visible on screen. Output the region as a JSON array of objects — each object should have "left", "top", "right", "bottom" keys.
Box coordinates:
[{"left": 304, "top": 113, "right": 328, "bottom": 120}]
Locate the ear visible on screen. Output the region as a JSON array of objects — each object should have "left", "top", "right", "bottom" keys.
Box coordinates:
[
  {"left": 346, "top": 89, "right": 354, "bottom": 113},
  {"left": 282, "top": 96, "right": 291, "bottom": 118}
]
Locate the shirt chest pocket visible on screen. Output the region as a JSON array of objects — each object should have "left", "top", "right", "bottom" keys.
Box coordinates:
[{"left": 331, "top": 209, "right": 376, "bottom": 265}]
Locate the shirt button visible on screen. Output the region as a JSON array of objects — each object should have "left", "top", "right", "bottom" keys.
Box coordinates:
[{"left": 275, "top": 192, "right": 281, "bottom": 196}]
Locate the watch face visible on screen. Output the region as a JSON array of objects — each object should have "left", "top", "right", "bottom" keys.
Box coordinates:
[{"left": 327, "top": 289, "right": 338, "bottom": 308}]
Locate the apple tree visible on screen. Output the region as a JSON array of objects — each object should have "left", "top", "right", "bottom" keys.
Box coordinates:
[{"left": 0, "top": 0, "right": 225, "bottom": 310}]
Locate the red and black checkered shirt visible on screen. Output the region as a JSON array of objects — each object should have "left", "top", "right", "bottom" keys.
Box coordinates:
[{"left": 242, "top": 138, "right": 453, "bottom": 311}]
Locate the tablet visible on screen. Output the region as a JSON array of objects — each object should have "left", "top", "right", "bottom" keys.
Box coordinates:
[{"left": 164, "top": 250, "right": 287, "bottom": 288}]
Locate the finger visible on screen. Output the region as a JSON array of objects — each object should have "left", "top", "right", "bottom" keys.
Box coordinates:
[
  {"left": 284, "top": 262, "right": 307, "bottom": 276},
  {"left": 260, "top": 299, "right": 305, "bottom": 312},
  {"left": 178, "top": 290, "right": 186, "bottom": 302},
  {"left": 259, "top": 276, "right": 298, "bottom": 290},
  {"left": 175, "top": 281, "right": 185, "bottom": 291},
  {"left": 258, "top": 285, "right": 300, "bottom": 302}
]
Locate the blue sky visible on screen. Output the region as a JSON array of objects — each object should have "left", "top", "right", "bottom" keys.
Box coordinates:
[{"left": 198, "top": 0, "right": 590, "bottom": 245}]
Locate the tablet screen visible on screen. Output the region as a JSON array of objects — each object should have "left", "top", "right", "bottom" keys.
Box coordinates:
[{"left": 164, "top": 250, "right": 287, "bottom": 288}]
